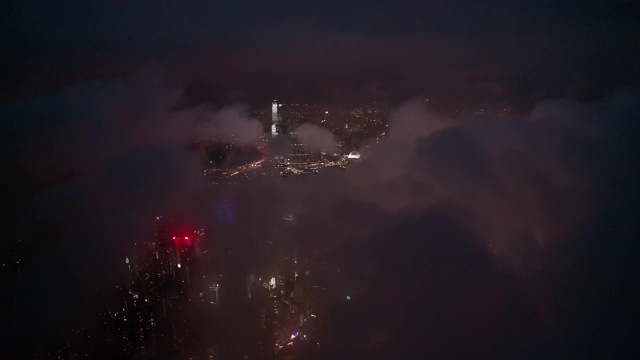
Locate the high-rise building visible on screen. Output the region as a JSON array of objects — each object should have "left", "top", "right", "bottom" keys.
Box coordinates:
[
  {"left": 208, "top": 283, "right": 220, "bottom": 305},
  {"left": 271, "top": 100, "right": 283, "bottom": 137},
  {"left": 194, "top": 229, "right": 205, "bottom": 255}
]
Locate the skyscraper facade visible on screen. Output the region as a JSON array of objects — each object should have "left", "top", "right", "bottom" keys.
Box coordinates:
[{"left": 271, "top": 100, "right": 282, "bottom": 137}]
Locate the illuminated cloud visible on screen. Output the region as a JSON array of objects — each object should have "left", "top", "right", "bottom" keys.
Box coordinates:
[
  {"left": 190, "top": 105, "right": 264, "bottom": 146},
  {"left": 294, "top": 123, "right": 338, "bottom": 153}
]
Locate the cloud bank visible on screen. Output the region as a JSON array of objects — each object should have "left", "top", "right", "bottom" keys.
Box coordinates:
[
  {"left": 1, "top": 65, "right": 639, "bottom": 358},
  {"left": 294, "top": 123, "right": 338, "bottom": 153}
]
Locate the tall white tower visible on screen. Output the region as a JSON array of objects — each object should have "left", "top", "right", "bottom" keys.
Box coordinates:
[{"left": 271, "top": 100, "right": 282, "bottom": 137}]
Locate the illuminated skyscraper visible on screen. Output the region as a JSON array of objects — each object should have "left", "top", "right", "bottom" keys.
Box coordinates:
[
  {"left": 271, "top": 100, "right": 282, "bottom": 137},
  {"left": 209, "top": 283, "right": 220, "bottom": 304}
]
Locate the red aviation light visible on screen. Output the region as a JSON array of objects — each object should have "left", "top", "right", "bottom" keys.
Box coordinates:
[{"left": 171, "top": 233, "right": 193, "bottom": 246}]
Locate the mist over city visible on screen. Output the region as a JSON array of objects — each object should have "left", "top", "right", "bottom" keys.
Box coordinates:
[{"left": 2, "top": 1, "right": 639, "bottom": 359}]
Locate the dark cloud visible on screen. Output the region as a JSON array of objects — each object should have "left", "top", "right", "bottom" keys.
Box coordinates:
[
  {"left": 335, "top": 95, "right": 607, "bottom": 277},
  {"left": 294, "top": 88, "right": 640, "bottom": 358}
]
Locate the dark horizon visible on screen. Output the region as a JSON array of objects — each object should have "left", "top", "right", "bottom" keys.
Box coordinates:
[{"left": 3, "top": 1, "right": 640, "bottom": 109}]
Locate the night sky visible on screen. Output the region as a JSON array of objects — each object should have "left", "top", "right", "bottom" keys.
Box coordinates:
[
  {"left": 3, "top": 1, "right": 640, "bottom": 107},
  {"left": 2, "top": 1, "right": 640, "bottom": 359}
]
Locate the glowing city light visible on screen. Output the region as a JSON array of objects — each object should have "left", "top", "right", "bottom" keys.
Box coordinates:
[{"left": 347, "top": 151, "right": 361, "bottom": 159}]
